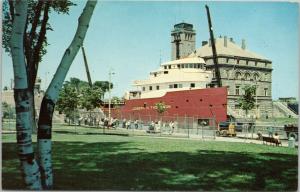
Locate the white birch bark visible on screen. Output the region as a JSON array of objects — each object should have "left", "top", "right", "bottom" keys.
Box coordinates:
[
  {"left": 37, "top": 0, "right": 97, "bottom": 189},
  {"left": 10, "top": 0, "right": 42, "bottom": 189}
]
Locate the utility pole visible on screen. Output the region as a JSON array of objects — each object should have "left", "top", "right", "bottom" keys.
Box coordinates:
[{"left": 108, "top": 69, "right": 115, "bottom": 123}]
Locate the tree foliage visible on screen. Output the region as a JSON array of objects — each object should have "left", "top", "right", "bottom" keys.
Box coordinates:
[
  {"left": 155, "top": 102, "right": 167, "bottom": 115},
  {"left": 2, "top": 102, "right": 15, "bottom": 119},
  {"left": 80, "top": 86, "right": 103, "bottom": 111},
  {"left": 56, "top": 78, "right": 111, "bottom": 115},
  {"left": 56, "top": 83, "right": 79, "bottom": 119},
  {"left": 238, "top": 85, "right": 256, "bottom": 115}
]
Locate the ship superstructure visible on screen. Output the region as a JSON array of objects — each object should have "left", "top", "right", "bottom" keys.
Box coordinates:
[{"left": 125, "top": 57, "right": 213, "bottom": 100}]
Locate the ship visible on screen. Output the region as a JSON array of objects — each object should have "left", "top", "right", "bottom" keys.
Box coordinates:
[{"left": 104, "top": 57, "right": 228, "bottom": 124}]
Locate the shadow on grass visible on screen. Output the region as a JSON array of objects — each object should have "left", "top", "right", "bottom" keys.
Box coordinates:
[
  {"left": 53, "top": 130, "right": 129, "bottom": 137},
  {"left": 2, "top": 141, "right": 298, "bottom": 191}
]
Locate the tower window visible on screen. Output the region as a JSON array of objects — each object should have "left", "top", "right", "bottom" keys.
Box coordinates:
[
  {"left": 264, "top": 88, "right": 268, "bottom": 96},
  {"left": 236, "top": 86, "right": 240, "bottom": 95},
  {"left": 190, "top": 83, "right": 195, "bottom": 88}
]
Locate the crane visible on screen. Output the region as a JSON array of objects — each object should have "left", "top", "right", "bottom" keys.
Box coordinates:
[
  {"left": 205, "top": 5, "right": 222, "bottom": 87},
  {"left": 81, "top": 45, "right": 93, "bottom": 87}
]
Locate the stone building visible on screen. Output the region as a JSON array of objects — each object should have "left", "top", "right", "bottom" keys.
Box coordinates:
[
  {"left": 170, "top": 22, "right": 273, "bottom": 118},
  {"left": 189, "top": 37, "right": 273, "bottom": 118}
]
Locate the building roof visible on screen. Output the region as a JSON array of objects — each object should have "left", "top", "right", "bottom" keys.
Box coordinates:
[
  {"left": 161, "top": 57, "right": 205, "bottom": 66},
  {"left": 189, "top": 37, "right": 271, "bottom": 62}
]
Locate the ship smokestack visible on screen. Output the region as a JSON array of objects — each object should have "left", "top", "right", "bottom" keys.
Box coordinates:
[
  {"left": 224, "top": 36, "right": 227, "bottom": 47},
  {"left": 242, "top": 39, "right": 246, "bottom": 50}
]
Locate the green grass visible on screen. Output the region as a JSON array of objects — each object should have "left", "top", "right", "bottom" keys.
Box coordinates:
[{"left": 2, "top": 128, "right": 298, "bottom": 191}]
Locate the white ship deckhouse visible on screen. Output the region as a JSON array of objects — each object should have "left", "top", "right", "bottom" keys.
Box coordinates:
[{"left": 125, "top": 57, "right": 212, "bottom": 99}]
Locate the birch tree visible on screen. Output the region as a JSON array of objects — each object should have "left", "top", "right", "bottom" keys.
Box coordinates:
[
  {"left": 9, "top": 0, "right": 97, "bottom": 189},
  {"left": 10, "top": 1, "right": 42, "bottom": 189},
  {"left": 37, "top": 1, "right": 97, "bottom": 189}
]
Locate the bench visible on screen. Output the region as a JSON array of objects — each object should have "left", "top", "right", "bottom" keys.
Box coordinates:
[{"left": 262, "top": 136, "right": 282, "bottom": 146}]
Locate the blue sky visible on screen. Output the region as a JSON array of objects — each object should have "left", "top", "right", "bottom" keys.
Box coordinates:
[{"left": 2, "top": 1, "right": 299, "bottom": 100}]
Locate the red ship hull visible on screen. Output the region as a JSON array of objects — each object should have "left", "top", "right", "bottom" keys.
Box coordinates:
[{"left": 105, "top": 87, "right": 227, "bottom": 123}]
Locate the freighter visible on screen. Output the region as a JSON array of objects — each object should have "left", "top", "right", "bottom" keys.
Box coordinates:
[{"left": 107, "top": 56, "right": 228, "bottom": 123}]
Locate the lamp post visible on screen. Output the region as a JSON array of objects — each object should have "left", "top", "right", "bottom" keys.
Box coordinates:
[
  {"left": 255, "top": 81, "right": 258, "bottom": 119},
  {"left": 108, "top": 69, "right": 115, "bottom": 123}
]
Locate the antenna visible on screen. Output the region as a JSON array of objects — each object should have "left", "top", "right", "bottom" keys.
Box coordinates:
[{"left": 159, "top": 49, "right": 162, "bottom": 65}]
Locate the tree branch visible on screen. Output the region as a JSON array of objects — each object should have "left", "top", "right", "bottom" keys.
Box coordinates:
[{"left": 29, "top": 1, "right": 50, "bottom": 90}]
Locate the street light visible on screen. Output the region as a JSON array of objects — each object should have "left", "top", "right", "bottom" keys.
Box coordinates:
[{"left": 108, "top": 69, "right": 115, "bottom": 123}]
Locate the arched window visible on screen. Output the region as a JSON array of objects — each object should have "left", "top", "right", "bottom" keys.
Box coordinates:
[
  {"left": 253, "top": 73, "right": 260, "bottom": 81},
  {"left": 235, "top": 72, "right": 242, "bottom": 80},
  {"left": 244, "top": 73, "right": 250, "bottom": 80}
]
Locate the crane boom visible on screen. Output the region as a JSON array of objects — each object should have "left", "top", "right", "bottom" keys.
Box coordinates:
[
  {"left": 81, "top": 46, "right": 93, "bottom": 87},
  {"left": 205, "top": 5, "right": 222, "bottom": 87}
]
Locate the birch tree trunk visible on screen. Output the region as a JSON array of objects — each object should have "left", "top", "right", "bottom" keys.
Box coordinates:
[
  {"left": 10, "top": 0, "right": 42, "bottom": 189},
  {"left": 37, "top": 0, "right": 97, "bottom": 189}
]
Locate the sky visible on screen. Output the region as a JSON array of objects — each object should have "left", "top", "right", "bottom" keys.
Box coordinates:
[{"left": 2, "top": 1, "right": 299, "bottom": 100}]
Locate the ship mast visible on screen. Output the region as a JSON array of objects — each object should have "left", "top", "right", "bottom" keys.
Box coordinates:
[{"left": 205, "top": 5, "right": 222, "bottom": 87}]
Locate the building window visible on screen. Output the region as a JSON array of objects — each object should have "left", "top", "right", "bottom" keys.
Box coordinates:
[
  {"left": 174, "top": 84, "right": 178, "bottom": 88},
  {"left": 237, "top": 59, "right": 240, "bottom": 64},
  {"left": 244, "top": 73, "right": 250, "bottom": 80},
  {"left": 264, "top": 73, "right": 268, "bottom": 81},
  {"left": 254, "top": 73, "right": 259, "bottom": 81},
  {"left": 235, "top": 104, "right": 240, "bottom": 109},
  {"left": 255, "top": 61, "right": 257, "bottom": 66},
  {"left": 235, "top": 72, "right": 241, "bottom": 80},
  {"left": 226, "top": 70, "right": 230, "bottom": 79},
  {"left": 177, "top": 64, "right": 180, "bottom": 69},
  {"left": 164, "top": 71, "right": 168, "bottom": 74},
  {"left": 190, "top": 83, "right": 195, "bottom": 88},
  {"left": 169, "top": 84, "right": 173, "bottom": 88},
  {"left": 236, "top": 86, "right": 240, "bottom": 95},
  {"left": 181, "top": 64, "right": 185, "bottom": 68},
  {"left": 265, "top": 63, "right": 267, "bottom": 67},
  {"left": 164, "top": 66, "right": 167, "bottom": 69},
  {"left": 185, "top": 64, "right": 188, "bottom": 68},
  {"left": 226, "top": 58, "right": 229, "bottom": 63},
  {"left": 168, "top": 65, "right": 171, "bottom": 69},
  {"left": 178, "top": 84, "right": 183, "bottom": 88},
  {"left": 149, "top": 86, "right": 152, "bottom": 91},
  {"left": 193, "top": 64, "right": 197, "bottom": 68},
  {"left": 142, "top": 87, "right": 145, "bottom": 91},
  {"left": 246, "top": 60, "right": 249, "bottom": 65},
  {"left": 156, "top": 85, "right": 159, "bottom": 90},
  {"left": 264, "top": 88, "right": 268, "bottom": 96},
  {"left": 189, "top": 64, "right": 193, "bottom": 68},
  {"left": 154, "top": 73, "right": 157, "bottom": 77}
]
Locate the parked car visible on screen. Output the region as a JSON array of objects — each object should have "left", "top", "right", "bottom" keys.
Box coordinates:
[{"left": 217, "top": 121, "right": 236, "bottom": 137}]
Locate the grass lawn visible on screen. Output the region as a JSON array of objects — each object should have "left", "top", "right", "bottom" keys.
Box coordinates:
[{"left": 2, "top": 128, "right": 298, "bottom": 191}]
